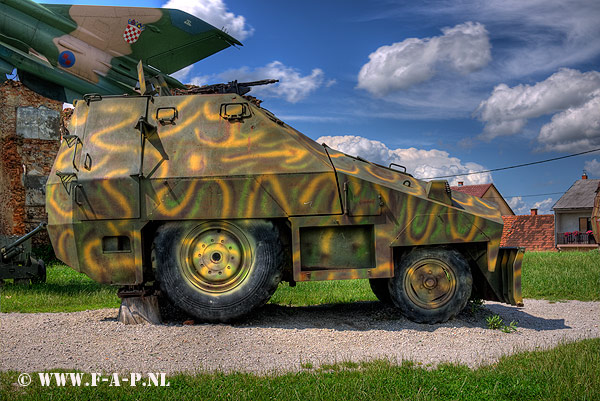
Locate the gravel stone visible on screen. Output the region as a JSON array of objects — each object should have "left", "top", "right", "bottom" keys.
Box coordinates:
[{"left": 1, "top": 299, "right": 598, "bottom": 374}]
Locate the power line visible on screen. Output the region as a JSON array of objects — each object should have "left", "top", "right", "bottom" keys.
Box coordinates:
[
  {"left": 503, "top": 192, "right": 565, "bottom": 198},
  {"left": 483, "top": 192, "right": 565, "bottom": 199},
  {"left": 422, "top": 147, "right": 600, "bottom": 180}
]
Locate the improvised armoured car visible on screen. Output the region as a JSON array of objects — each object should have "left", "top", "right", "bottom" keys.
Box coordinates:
[{"left": 46, "top": 91, "right": 523, "bottom": 323}]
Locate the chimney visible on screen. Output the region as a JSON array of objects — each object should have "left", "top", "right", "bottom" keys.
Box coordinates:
[
  {"left": 530, "top": 208, "right": 538, "bottom": 216},
  {"left": 458, "top": 181, "right": 464, "bottom": 186},
  {"left": 582, "top": 170, "right": 588, "bottom": 180}
]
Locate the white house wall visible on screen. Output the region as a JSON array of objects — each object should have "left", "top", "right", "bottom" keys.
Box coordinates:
[{"left": 555, "top": 210, "right": 593, "bottom": 233}]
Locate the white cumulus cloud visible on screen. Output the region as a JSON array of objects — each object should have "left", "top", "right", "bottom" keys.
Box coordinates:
[
  {"left": 219, "top": 61, "right": 327, "bottom": 103},
  {"left": 163, "top": 0, "right": 253, "bottom": 41},
  {"left": 533, "top": 198, "right": 554, "bottom": 214},
  {"left": 584, "top": 159, "right": 600, "bottom": 177},
  {"left": 317, "top": 135, "right": 492, "bottom": 185},
  {"left": 409, "top": 0, "right": 600, "bottom": 78},
  {"left": 508, "top": 196, "right": 554, "bottom": 215},
  {"left": 171, "top": 65, "right": 193, "bottom": 81},
  {"left": 507, "top": 197, "right": 525, "bottom": 214},
  {"left": 537, "top": 93, "right": 600, "bottom": 152},
  {"left": 357, "top": 22, "right": 491, "bottom": 96},
  {"left": 475, "top": 68, "right": 600, "bottom": 148}
]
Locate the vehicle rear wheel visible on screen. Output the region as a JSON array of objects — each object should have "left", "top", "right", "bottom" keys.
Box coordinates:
[
  {"left": 369, "top": 278, "right": 392, "bottom": 304},
  {"left": 388, "top": 247, "right": 472, "bottom": 324},
  {"left": 154, "top": 220, "right": 283, "bottom": 322}
]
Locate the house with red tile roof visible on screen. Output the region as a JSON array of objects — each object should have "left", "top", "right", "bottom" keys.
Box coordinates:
[
  {"left": 452, "top": 183, "right": 555, "bottom": 251},
  {"left": 451, "top": 183, "right": 514, "bottom": 216},
  {"left": 500, "top": 210, "right": 556, "bottom": 251}
]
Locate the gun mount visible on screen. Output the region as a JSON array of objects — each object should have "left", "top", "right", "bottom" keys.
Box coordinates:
[
  {"left": 0, "top": 222, "right": 47, "bottom": 285},
  {"left": 173, "top": 79, "right": 279, "bottom": 96}
]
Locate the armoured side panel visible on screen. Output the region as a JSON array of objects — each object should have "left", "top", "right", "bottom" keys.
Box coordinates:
[
  {"left": 73, "top": 96, "right": 146, "bottom": 220},
  {"left": 142, "top": 95, "right": 342, "bottom": 218},
  {"left": 324, "top": 146, "right": 504, "bottom": 281}
]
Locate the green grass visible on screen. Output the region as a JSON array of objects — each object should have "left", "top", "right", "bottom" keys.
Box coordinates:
[
  {"left": 269, "top": 279, "right": 377, "bottom": 306},
  {"left": 1, "top": 338, "right": 598, "bottom": 400},
  {"left": 521, "top": 251, "right": 600, "bottom": 301},
  {"left": 0, "top": 262, "right": 120, "bottom": 313},
  {"left": 1, "top": 251, "right": 598, "bottom": 313}
]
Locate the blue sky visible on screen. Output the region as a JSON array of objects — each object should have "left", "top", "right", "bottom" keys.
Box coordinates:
[{"left": 39, "top": 0, "right": 600, "bottom": 214}]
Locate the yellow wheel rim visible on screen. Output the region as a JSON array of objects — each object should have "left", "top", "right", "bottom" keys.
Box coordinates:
[
  {"left": 179, "top": 222, "right": 252, "bottom": 293},
  {"left": 404, "top": 258, "right": 457, "bottom": 309}
]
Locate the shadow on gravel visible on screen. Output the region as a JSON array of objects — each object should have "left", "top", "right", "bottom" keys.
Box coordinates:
[
  {"left": 485, "top": 303, "right": 570, "bottom": 331},
  {"left": 128, "top": 299, "right": 569, "bottom": 332}
]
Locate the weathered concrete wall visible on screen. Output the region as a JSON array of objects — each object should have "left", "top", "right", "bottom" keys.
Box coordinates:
[{"left": 0, "top": 80, "right": 62, "bottom": 244}]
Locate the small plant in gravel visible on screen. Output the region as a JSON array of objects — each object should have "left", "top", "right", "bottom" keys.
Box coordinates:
[
  {"left": 300, "top": 362, "right": 313, "bottom": 369},
  {"left": 486, "top": 314, "right": 504, "bottom": 330},
  {"left": 468, "top": 298, "right": 485, "bottom": 315},
  {"left": 502, "top": 320, "right": 519, "bottom": 333},
  {"left": 486, "top": 314, "right": 518, "bottom": 333}
]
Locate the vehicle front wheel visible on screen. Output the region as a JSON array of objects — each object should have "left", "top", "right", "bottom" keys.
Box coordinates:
[
  {"left": 388, "top": 247, "right": 472, "bottom": 324},
  {"left": 154, "top": 220, "right": 283, "bottom": 322}
]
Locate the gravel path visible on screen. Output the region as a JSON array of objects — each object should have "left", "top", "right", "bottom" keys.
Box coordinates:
[{"left": 1, "top": 299, "right": 598, "bottom": 374}]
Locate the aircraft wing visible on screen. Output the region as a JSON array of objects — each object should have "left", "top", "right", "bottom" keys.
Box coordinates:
[{"left": 42, "top": 4, "right": 242, "bottom": 74}]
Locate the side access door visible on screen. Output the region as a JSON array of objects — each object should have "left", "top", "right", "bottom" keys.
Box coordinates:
[{"left": 73, "top": 96, "right": 149, "bottom": 221}]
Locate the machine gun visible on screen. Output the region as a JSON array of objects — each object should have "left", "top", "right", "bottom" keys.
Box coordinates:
[
  {"left": 174, "top": 79, "right": 279, "bottom": 96},
  {"left": 0, "top": 222, "right": 47, "bottom": 284}
]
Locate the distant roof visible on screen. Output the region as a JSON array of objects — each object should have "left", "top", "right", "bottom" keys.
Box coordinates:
[
  {"left": 450, "top": 184, "right": 492, "bottom": 198},
  {"left": 552, "top": 179, "right": 600, "bottom": 210},
  {"left": 500, "top": 215, "right": 555, "bottom": 251}
]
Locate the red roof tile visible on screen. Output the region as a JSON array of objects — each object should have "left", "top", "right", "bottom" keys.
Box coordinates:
[
  {"left": 450, "top": 184, "right": 492, "bottom": 198},
  {"left": 500, "top": 215, "right": 555, "bottom": 251}
]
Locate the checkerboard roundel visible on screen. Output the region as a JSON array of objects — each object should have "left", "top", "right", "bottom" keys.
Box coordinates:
[{"left": 123, "top": 19, "right": 145, "bottom": 44}]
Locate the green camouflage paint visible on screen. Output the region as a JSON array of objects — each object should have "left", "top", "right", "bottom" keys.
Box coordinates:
[{"left": 46, "top": 93, "right": 523, "bottom": 307}]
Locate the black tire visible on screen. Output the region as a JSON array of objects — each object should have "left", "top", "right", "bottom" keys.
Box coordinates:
[
  {"left": 31, "top": 259, "right": 46, "bottom": 284},
  {"left": 388, "top": 247, "right": 472, "bottom": 324},
  {"left": 369, "top": 278, "right": 393, "bottom": 304},
  {"left": 154, "top": 220, "right": 283, "bottom": 322}
]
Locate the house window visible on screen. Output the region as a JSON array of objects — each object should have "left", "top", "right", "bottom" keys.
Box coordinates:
[{"left": 579, "top": 217, "right": 591, "bottom": 232}]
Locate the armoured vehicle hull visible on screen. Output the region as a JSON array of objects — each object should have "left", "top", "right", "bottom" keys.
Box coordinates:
[{"left": 46, "top": 93, "right": 523, "bottom": 323}]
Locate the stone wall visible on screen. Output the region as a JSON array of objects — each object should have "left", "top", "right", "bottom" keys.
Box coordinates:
[{"left": 0, "top": 80, "right": 62, "bottom": 244}]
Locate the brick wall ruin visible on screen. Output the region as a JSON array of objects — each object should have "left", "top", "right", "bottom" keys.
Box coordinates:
[{"left": 0, "top": 80, "right": 62, "bottom": 244}]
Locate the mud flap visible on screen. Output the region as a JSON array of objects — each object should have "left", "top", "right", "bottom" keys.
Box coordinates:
[{"left": 496, "top": 247, "right": 524, "bottom": 306}]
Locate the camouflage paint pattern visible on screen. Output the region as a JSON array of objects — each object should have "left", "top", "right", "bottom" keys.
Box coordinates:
[
  {"left": 46, "top": 92, "right": 522, "bottom": 306},
  {"left": 0, "top": 0, "right": 240, "bottom": 102}
]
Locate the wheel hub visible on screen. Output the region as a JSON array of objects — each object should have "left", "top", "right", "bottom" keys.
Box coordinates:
[
  {"left": 180, "top": 222, "right": 251, "bottom": 293},
  {"left": 405, "top": 258, "right": 456, "bottom": 309}
]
